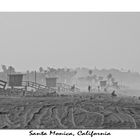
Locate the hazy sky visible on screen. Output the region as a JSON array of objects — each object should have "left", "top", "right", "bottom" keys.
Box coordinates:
[{"left": 0, "top": 12, "right": 140, "bottom": 72}]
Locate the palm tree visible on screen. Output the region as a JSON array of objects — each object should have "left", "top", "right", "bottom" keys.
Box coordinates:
[
  {"left": 107, "top": 73, "right": 112, "bottom": 86},
  {"left": 88, "top": 70, "right": 93, "bottom": 86},
  {"left": 1, "top": 65, "right": 7, "bottom": 73},
  {"left": 88, "top": 70, "right": 93, "bottom": 75},
  {"left": 93, "top": 74, "right": 97, "bottom": 83},
  {"left": 7, "top": 66, "right": 15, "bottom": 74},
  {"left": 107, "top": 73, "right": 112, "bottom": 80},
  {"left": 39, "top": 67, "right": 44, "bottom": 73}
]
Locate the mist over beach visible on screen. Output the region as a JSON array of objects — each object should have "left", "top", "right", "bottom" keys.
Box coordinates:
[{"left": 0, "top": 12, "right": 140, "bottom": 129}]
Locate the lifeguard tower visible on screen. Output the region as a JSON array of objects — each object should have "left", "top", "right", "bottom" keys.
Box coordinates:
[
  {"left": 100, "top": 80, "right": 107, "bottom": 87},
  {"left": 8, "top": 73, "right": 24, "bottom": 88},
  {"left": 99, "top": 80, "right": 107, "bottom": 92},
  {"left": 8, "top": 73, "right": 26, "bottom": 94},
  {"left": 45, "top": 77, "right": 58, "bottom": 93},
  {"left": 46, "top": 77, "right": 57, "bottom": 88}
]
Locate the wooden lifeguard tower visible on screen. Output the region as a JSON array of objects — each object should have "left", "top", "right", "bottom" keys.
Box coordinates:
[
  {"left": 100, "top": 80, "right": 107, "bottom": 88},
  {"left": 8, "top": 74, "right": 23, "bottom": 87},
  {"left": 46, "top": 77, "right": 57, "bottom": 88},
  {"left": 8, "top": 73, "right": 25, "bottom": 90}
]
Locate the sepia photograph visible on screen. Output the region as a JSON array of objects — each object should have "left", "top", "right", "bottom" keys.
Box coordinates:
[{"left": 0, "top": 12, "right": 140, "bottom": 130}]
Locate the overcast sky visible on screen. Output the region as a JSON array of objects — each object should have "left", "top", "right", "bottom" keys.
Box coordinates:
[{"left": 0, "top": 12, "right": 140, "bottom": 72}]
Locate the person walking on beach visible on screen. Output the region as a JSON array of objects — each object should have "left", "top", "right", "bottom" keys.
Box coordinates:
[
  {"left": 71, "top": 84, "right": 75, "bottom": 92},
  {"left": 88, "top": 85, "right": 91, "bottom": 92}
]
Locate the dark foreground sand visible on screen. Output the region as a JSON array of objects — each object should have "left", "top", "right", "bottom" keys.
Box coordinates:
[{"left": 0, "top": 93, "right": 140, "bottom": 129}]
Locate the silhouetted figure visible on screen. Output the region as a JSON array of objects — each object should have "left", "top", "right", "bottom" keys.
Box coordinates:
[
  {"left": 23, "top": 90, "right": 26, "bottom": 96},
  {"left": 111, "top": 90, "right": 117, "bottom": 97},
  {"left": 98, "top": 86, "right": 100, "bottom": 92},
  {"left": 88, "top": 85, "right": 91, "bottom": 92},
  {"left": 71, "top": 84, "right": 75, "bottom": 92}
]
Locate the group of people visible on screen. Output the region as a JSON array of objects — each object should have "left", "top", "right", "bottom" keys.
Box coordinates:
[
  {"left": 88, "top": 85, "right": 100, "bottom": 92},
  {"left": 71, "top": 84, "right": 117, "bottom": 96},
  {"left": 88, "top": 85, "right": 117, "bottom": 97}
]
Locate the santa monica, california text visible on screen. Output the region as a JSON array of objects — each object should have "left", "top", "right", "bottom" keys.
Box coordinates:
[{"left": 29, "top": 130, "right": 111, "bottom": 137}]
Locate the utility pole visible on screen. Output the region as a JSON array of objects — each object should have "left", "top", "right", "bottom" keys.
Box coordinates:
[
  {"left": 35, "top": 70, "right": 37, "bottom": 84},
  {"left": 28, "top": 71, "right": 29, "bottom": 81}
]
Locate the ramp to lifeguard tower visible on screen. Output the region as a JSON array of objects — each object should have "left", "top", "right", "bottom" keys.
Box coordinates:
[
  {"left": 0, "top": 80, "right": 7, "bottom": 89},
  {"left": 22, "top": 81, "right": 56, "bottom": 93},
  {"left": 22, "top": 81, "right": 80, "bottom": 93}
]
